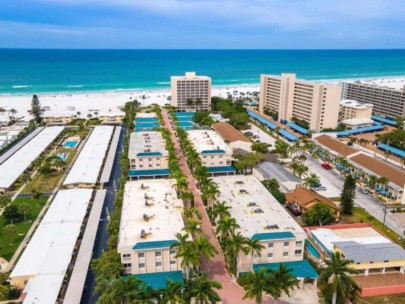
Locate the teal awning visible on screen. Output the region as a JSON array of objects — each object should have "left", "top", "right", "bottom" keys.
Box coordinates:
[
  {"left": 251, "top": 231, "right": 295, "bottom": 241},
  {"left": 128, "top": 168, "right": 171, "bottom": 177},
  {"left": 207, "top": 166, "right": 236, "bottom": 173},
  {"left": 253, "top": 260, "right": 318, "bottom": 279},
  {"left": 133, "top": 240, "right": 178, "bottom": 250}
]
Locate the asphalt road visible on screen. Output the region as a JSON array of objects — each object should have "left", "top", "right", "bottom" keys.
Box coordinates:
[
  {"left": 80, "top": 126, "right": 125, "bottom": 304},
  {"left": 302, "top": 150, "right": 405, "bottom": 236}
]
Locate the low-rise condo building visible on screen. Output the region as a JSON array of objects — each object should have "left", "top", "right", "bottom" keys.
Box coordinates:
[
  {"left": 339, "top": 100, "right": 374, "bottom": 129},
  {"left": 187, "top": 130, "right": 236, "bottom": 175},
  {"left": 285, "top": 187, "right": 341, "bottom": 221},
  {"left": 259, "top": 73, "right": 341, "bottom": 132},
  {"left": 98, "top": 112, "right": 125, "bottom": 124},
  {"left": 128, "top": 131, "right": 170, "bottom": 180},
  {"left": 213, "top": 176, "right": 318, "bottom": 282},
  {"left": 342, "top": 78, "right": 405, "bottom": 118},
  {"left": 134, "top": 113, "right": 160, "bottom": 132},
  {"left": 43, "top": 114, "right": 73, "bottom": 124},
  {"left": 171, "top": 72, "right": 211, "bottom": 111},
  {"left": 212, "top": 122, "right": 252, "bottom": 153},
  {"left": 118, "top": 180, "right": 185, "bottom": 288},
  {"left": 313, "top": 134, "right": 405, "bottom": 203}
]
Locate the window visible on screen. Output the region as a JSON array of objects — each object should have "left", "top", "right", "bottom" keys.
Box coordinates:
[
  {"left": 149, "top": 164, "right": 152, "bottom": 168},
  {"left": 139, "top": 263, "right": 145, "bottom": 268},
  {"left": 123, "top": 263, "right": 132, "bottom": 269},
  {"left": 295, "top": 250, "right": 302, "bottom": 256},
  {"left": 156, "top": 262, "right": 162, "bottom": 267},
  {"left": 283, "top": 252, "right": 288, "bottom": 257},
  {"left": 155, "top": 251, "right": 162, "bottom": 257},
  {"left": 139, "top": 165, "right": 143, "bottom": 168},
  {"left": 170, "top": 250, "right": 176, "bottom": 255},
  {"left": 268, "top": 242, "right": 274, "bottom": 248},
  {"left": 170, "top": 261, "right": 176, "bottom": 265},
  {"left": 384, "top": 260, "right": 389, "bottom": 263},
  {"left": 370, "top": 261, "right": 374, "bottom": 264},
  {"left": 138, "top": 252, "right": 145, "bottom": 258},
  {"left": 296, "top": 241, "right": 303, "bottom": 246},
  {"left": 267, "top": 253, "right": 273, "bottom": 258},
  {"left": 123, "top": 254, "right": 131, "bottom": 259},
  {"left": 283, "top": 241, "right": 289, "bottom": 247}
]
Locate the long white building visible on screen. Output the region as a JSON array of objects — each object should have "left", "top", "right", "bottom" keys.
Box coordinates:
[
  {"left": 64, "top": 126, "right": 114, "bottom": 188},
  {"left": 213, "top": 176, "right": 318, "bottom": 282},
  {"left": 117, "top": 180, "right": 185, "bottom": 288},
  {"left": 10, "top": 189, "right": 93, "bottom": 304},
  {"left": 0, "top": 126, "right": 64, "bottom": 193}
]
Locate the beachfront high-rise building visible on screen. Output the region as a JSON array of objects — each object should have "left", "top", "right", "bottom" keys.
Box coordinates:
[
  {"left": 259, "top": 73, "right": 341, "bottom": 132},
  {"left": 342, "top": 79, "right": 405, "bottom": 118},
  {"left": 117, "top": 180, "right": 185, "bottom": 287},
  {"left": 171, "top": 72, "right": 211, "bottom": 111}
]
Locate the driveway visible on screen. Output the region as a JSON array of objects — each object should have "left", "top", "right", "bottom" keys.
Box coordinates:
[{"left": 243, "top": 124, "right": 277, "bottom": 147}]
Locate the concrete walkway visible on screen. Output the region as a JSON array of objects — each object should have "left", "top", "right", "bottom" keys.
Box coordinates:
[{"left": 162, "top": 109, "right": 277, "bottom": 303}]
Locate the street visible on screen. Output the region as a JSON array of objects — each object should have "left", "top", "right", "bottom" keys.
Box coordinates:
[
  {"left": 80, "top": 126, "right": 125, "bottom": 304},
  {"left": 302, "top": 151, "right": 405, "bottom": 236}
]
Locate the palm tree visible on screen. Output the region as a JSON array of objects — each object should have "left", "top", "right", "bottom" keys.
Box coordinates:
[
  {"left": 225, "top": 232, "right": 249, "bottom": 276},
  {"left": 195, "top": 97, "right": 203, "bottom": 111},
  {"left": 201, "top": 182, "right": 219, "bottom": 207},
  {"left": 94, "top": 111, "right": 99, "bottom": 118},
  {"left": 245, "top": 238, "right": 264, "bottom": 269},
  {"left": 271, "top": 264, "right": 299, "bottom": 301},
  {"left": 8, "top": 108, "right": 17, "bottom": 121},
  {"left": 319, "top": 251, "right": 361, "bottom": 304},
  {"left": 3, "top": 224, "right": 17, "bottom": 245},
  {"left": 76, "top": 111, "right": 81, "bottom": 118},
  {"left": 184, "top": 218, "right": 202, "bottom": 235},
  {"left": 18, "top": 203, "right": 30, "bottom": 222},
  {"left": 395, "top": 116, "right": 404, "bottom": 129},
  {"left": 195, "top": 235, "right": 217, "bottom": 260},
  {"left": 173, "top": 177, "right": 188, "bottom": 195},
  {"left": 32, "top": 189, "right": 42, "bottom": 206},
  {"left": 53, "top": 155, "right": 66, "bottom": 171},
  {"left": 215, "top": 216, "right": 240, "bottom": 242},
  {"left": 367, "top": 175, "right": 379, "bottom": 189},
  {"left": 242, "top": 268, "right": 272, "bottom": 304},
  {"left": 303, "top": 173, "right": 320, "bottom": 189},
  {"left": 183, "top": 207, "right": 202, "bottom": 221},
  {"left": 180, "top": 190, "right": 194, "bottom": 207},
  {"left": 172, "top": 233, "right": 200, "bottom": 279},
  {"left": 210, "top": 201, "right": 231, "bottom": 224},
  {"left": 161, "top": 280, "right": 185, "bottom": 304},
  {"left": 187, "top": 271, "right": 222, "bottom": 304},
  {"left": 186, "top": 98, "right": 194, "bottom": 109}
]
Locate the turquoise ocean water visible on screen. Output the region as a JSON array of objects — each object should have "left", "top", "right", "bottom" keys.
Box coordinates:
[{"left": 0, "top": 49, "right": 404, "bottom": 95}]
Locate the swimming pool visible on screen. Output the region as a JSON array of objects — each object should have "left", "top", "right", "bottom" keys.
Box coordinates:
[
  {"left": 57, "top": 152, "right": 70, "bottom": 161},
  {"left": 305, "top": 240, "right": 321, "bottom": 259},
  {"left": 64, "top": 140, "right": 78, "bottom": 148}
]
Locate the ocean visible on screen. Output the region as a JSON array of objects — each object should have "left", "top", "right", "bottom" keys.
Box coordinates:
[{"left": 0, "top": 49, "right": 405, "bottom": 94}]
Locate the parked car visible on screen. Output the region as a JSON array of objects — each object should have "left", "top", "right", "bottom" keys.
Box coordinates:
[
  {"left": 358, "top": 188, "right": 369, "bottom": 194},
  {"left": 313, "top": 186, "right": 327, "bottom": 191},
  {"left": 321, "top": 163, "right": 332, "bottom": 170}
]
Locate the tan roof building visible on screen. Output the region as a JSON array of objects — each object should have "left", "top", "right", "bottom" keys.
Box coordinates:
[
  {"left": 212, "top": 122, "right": 252, "bottom": 153},
  {"left": 314, "top": 134, "right": 359, "bottom": 157},
  {"left": 285, "top": 187, "right": 340, "bottom": 221}
]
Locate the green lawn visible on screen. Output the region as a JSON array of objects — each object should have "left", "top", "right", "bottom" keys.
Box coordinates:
[
  {"left": 0, "top": 196, "right": 48, "bottom": 261},
  {"left": 342, "top": 207, "right": 405, "bottom": 248},
  {"left": 364, "top": 294, "right": 405, "bottom": 304}
]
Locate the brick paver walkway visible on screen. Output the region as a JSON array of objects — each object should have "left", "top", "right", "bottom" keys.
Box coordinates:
[{"left": 162, "top": 109, "right": 279, "bottom": 303}]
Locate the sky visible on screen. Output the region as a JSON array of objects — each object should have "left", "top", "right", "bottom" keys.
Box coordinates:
[{"left": 0, "top": 0, "right": 404, "bottom": 49}]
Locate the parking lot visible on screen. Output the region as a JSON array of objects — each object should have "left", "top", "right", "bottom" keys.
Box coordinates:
[{"left": 243, "top": 124, "right": 278, "bottom": 147}]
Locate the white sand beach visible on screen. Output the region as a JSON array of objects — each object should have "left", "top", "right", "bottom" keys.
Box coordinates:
[{"left": 0, "top": 84, "right": 260, "bottom": 120}]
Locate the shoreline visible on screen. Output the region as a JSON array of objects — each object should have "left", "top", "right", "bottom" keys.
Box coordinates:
[
  {"left": 1, "top": 74, "right": 405, "bottom": 97},
  {"left": 0, "top": 74, "right": 403, "bottom": 121}
]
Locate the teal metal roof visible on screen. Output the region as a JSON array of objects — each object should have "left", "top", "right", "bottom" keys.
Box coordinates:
[
  {"left": 253, "top": 260, "right": 318, "bottom": 279},
  {"left": 133, "top": 240, "right": 178, "bottom": 250},
  {"left": 132, "top": 271, "right": 184, "bottom": 290},
  {"left": 136, "top": 152, "right": 162, "bottom": 157},
  {"left": 201, "top": 149, "right": 226, "bottom": 154},
  {"left": 207, "top": 166, "right": 236, "bottom": 173},
  {"left": 128, "top": 168, "right": 170, "bottom": 177},
  {"left": 251, "top": 231, "right": 295, "bottom": 241}
]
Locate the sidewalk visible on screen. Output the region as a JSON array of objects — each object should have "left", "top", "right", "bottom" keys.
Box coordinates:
[{"left": 162, "top": 109, "right": 275, "bottom": 303}]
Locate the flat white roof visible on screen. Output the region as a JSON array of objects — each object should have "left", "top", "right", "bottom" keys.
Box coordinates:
[
  {"left": 63, "top": 126, "right": 114, "bottom": 185},
  {"left": 171, "top": 72, "right": 211, "bottom": 81},
  {"left": 118, "top": 179, "right": 184, "bottom": 251},
  {"left": 23, "top": 274, "right": 64, "bottom": 304},
  {"left": 213, "top": 176, "right": 305, "bottom": 239},
  {"left": 0, "top": 126, "right": 64, "bottom": 189},
  {"left": 129, "top": 131, "right": 168, "bottom": 158},
  {"left": 310, "top": 227, "right": 391, "bottom": 252},
  {"left": 187, "top": 130, "right": 232, "bottom": 155},
  {"left": 348, "top": 77, "right": 405, "bottom": 91},
  {"left": 11, "top": 189, "right": 92, "bottom": 303},
  {"left": 340, "top": 99, "right": 373, "bottom": 109},
  {"left": 340, "top": 118, "right": 374, "bottom": 126}
]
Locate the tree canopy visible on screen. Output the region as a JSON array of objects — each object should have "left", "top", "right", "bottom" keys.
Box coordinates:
[
  {"left": 302, "top": 202, "right": 335, "bottom": 226},
  {"left": 28, "top": 95, "right": 45, "bottom": 124},
  {"left": 340, "top": 174, "right": 356, "bottom": 215}
]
